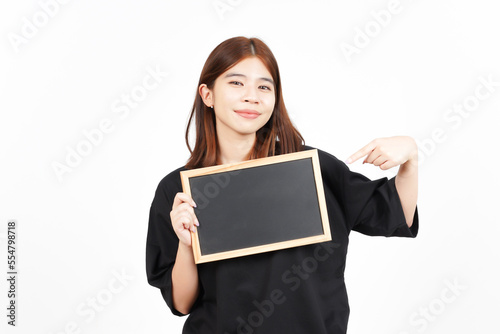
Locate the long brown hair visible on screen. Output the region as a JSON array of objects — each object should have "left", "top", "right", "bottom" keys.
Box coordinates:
[{"left": 184, "top": 36, "right": 305, "bottom": 169}]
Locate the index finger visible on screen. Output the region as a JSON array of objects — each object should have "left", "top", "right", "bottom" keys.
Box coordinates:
[
  {"left": 172, "top": 192, "right": 197, "bottom": 209},
  {"left": 346, "top": 141, "right": 377, "bottom": 164}
]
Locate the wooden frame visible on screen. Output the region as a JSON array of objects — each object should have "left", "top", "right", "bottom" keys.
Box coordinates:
[{"left": 180, "top": 149, "right": 331, "bottom": 264}]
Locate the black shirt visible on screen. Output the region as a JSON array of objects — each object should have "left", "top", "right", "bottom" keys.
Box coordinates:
[{"left": 146, "top": 145, "right": 419, "bottom": 333}]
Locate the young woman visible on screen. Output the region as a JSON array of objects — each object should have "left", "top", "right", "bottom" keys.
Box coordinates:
[{"left": 146, "top": 36, "right": 418, "bottom": 334}]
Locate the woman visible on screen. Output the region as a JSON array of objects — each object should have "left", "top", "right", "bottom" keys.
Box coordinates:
[{"left": 146, "top": 36, "right": 418, "bottom": 333}]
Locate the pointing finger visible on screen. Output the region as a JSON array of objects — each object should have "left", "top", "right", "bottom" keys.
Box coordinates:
[{"left": 346, "top": 141, "right": 377, "bottom": 164}]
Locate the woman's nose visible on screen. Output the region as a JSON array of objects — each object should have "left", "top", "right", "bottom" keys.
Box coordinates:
[{"left": 242, "top": 86, "right": 259, "bottom": 103}]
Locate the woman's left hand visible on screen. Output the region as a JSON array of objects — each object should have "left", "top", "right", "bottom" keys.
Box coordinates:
[{"left": 345, "top": 136, "right": 418, "bottom": 170}]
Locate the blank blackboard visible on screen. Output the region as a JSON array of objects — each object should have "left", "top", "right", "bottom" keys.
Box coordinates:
[{"left": 180, "top": 149, "right": 331, "bottom": 263}]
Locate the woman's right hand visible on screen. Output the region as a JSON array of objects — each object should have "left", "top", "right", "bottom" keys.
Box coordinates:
[{"left": 170, "top": 192, "right": 199, "bottom": 247}]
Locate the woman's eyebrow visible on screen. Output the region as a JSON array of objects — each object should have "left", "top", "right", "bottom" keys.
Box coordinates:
[{"left": 224, "top": 73, "right": 274, "bottom": 85}]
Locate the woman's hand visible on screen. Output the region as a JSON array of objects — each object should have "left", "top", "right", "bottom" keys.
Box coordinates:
[
  {"left": 170, "top": 192, "right": 200, "bottom": 314},
  {"left": 346, "top": 136, "right": 419, "bottom": 227},
  {"left": 170, "top": 192, "right": 199, "bottom": 247},
  {"left": 345, "top": 136, "right": 418, "bottom": 169}
]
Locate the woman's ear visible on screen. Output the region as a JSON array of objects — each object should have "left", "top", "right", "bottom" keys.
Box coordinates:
[{"left": 199, "top": 84, "right": 213, "bottom": 108}]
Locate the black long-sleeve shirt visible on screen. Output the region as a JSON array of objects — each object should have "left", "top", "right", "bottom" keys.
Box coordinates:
[{"left": 146, "top": 145, "right": 419, "bottom": 333}]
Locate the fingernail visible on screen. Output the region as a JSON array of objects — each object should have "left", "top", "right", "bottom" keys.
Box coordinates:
[
  {"left": 345, "top": 158, "right": 351, "bottom": 164},
  {"left": 195, "top": 218, "right": 199, "bottom": 226},
  {"left": 193, "top": 201, "right": 197, "bottom": 208}
]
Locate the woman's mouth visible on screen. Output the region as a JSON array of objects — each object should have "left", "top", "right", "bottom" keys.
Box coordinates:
[{"left": 234, "top": 109, "right": 260, "bottom": 119}]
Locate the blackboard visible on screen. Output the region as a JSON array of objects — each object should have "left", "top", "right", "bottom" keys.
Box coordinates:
[{"left": 180, "top": 149, "right": 331, "bottom": 263}]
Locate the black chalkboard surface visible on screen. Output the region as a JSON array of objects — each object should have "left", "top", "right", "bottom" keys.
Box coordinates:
[{"left": 180, "top": 149, "right": 331, "bottom": 263}]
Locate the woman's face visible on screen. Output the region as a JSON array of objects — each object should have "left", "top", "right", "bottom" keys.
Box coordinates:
[{"left": 201, "top": 57, "right": 276, "bottom": 140}]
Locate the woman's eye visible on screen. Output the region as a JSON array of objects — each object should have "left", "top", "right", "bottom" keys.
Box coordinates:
[
  {"left": 229, "top": 81, "right": 243, "bottom": 86},
  {"left": 259, "top": 85, "right": 271, "bottom": 91}
]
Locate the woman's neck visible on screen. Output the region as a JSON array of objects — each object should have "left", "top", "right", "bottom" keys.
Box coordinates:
[{"left": 216, "top": 133, "right": 256, "bottom": 165}]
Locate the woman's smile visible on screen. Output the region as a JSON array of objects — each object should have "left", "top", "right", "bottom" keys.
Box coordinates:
[{"left": 234, "top": 109, "right": 261, "bottom": 119}]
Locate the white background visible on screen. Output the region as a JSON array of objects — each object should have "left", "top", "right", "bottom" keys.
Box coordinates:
[{"left": 1, "top": 0, "right": 499, "bottom": 333}]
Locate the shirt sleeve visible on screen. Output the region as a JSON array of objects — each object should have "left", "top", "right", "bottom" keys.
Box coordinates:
[
  {"left": 145, "top": 178, "right": 185, "bottom": 316},
  {"left": 316, "top": 147, "right": 418, "bottom": 238},
  {"left": 342, "top": 167, "right": 419, "bottom": 238}
]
